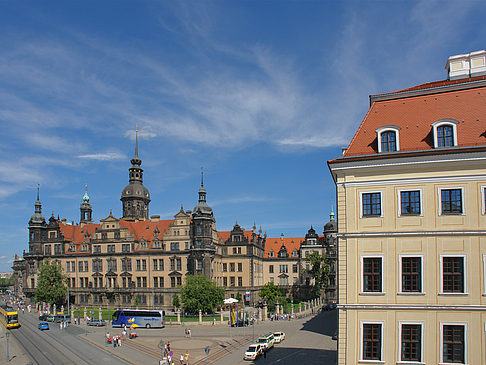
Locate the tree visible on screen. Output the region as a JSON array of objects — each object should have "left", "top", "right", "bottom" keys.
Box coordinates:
[
  {"left": 259, "top": 282, "right": 286, "bottom": 311},
  {"left": 180, "top": 275, "right": 224, "bottom": 314},
  {"left": 34, "top": 260, "right": 67, "bottom": 306},
  {"left": 172, "top": 294, "right": 180, "bottom": 309},
  {"left": 305, "top": 251, "right": 330, "bottom": 297}
]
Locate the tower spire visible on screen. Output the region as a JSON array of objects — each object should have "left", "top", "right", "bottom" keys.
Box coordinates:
[
  {"left": 201, "top": 167, "right": 204, "bottom": 187},
  {"left": 37, "top": 184, "right": 40, "bottom": 201},
  {"left": 135, "top": 125, "right": 139, "bottom": 158}
]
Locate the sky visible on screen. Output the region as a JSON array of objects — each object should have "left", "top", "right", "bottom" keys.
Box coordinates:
[{"left": 0, "top": 0, "right": 485, "bottom": 272}]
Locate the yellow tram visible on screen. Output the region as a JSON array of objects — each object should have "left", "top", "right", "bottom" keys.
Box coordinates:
[{"left": 0, "top": 306, "right": 19, "bottom": 329}]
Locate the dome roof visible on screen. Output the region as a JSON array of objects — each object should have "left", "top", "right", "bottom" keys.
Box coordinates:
[
  {"left": 305, "top": 226, "right": 319, "bottom": 239},
  {"left": 121, "top": 182, "right": 151, "bottom": 201},
  {"left": 29, "top": 212, "right": 46, "bottom": 225},
  {"left": 324, "top": 220, "right": 337, "bottom": 232},
  {"left": 193, "top": 200, "right": 213, "bottom": 215}
]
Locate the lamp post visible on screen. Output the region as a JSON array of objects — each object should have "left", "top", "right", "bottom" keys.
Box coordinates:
[{"left": 5, "top": 331, "right": 9, "bottom": 363}]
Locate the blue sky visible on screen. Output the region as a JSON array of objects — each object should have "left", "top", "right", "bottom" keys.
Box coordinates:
[{"left": 0, "top": 1, "right": 485, "bottom": 272}]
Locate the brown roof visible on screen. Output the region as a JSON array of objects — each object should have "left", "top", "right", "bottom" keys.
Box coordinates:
[
  {"left": 217, "top": 230, "right": 254, "bottom": 243},
  {"left": 264, "top": 236, "right": 303, "bottom": 259},
  {"left": 339, "top": 78, "right": 486, "bottom": 159},
  {"left": 59, "top": 223, "right": 100, "bottom": 246}
]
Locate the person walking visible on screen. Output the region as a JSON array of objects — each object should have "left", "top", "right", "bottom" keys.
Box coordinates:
[
  {"left": 185, "top": 351, "right": 189, "bottom": 365},
  {"left": 179, "top": 353, "right": 184, "bottom": 365}
]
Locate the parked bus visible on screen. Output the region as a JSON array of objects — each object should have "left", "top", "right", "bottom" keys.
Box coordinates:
[
  {"left": 111, "top": 309, "right": 165, "bottom": 328},
  {"left": 0, "top": 306, "right": 19, "bottom": 329}
]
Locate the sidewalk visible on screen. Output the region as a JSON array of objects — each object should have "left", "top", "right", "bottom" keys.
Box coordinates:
[{"left": 0, "top": 326, "right": 30, "bottom": 365}]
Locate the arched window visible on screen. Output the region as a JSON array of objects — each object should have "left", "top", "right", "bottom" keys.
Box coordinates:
[
  {"left": 376, "top": 126, "right": 401, "bottom": 153},
  {"left": 432, "top": 120, "right": 458, "bottom": 148}
]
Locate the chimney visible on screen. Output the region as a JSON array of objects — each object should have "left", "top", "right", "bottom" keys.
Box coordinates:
[
  {"left": 150, "top": 215, "right": 160, "bottom": 223},
  {"left": 446, "top": 50, "right": 486, "bottom": 80}
]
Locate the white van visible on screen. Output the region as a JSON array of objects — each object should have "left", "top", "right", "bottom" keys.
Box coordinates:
[{"left": 256, "top": 333, "right": 275, "bottom": 350}]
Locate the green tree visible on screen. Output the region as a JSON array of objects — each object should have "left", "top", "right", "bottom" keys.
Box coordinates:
[
  {"left": 34, "top": 260, "right": 67, "bottom": 306},
  {"left": 172, "top": 294, "right": 180, "bottom": 309},
  {"left": 180, "top": 275, "right": 224, "bottom": 314},
  {"left": 305, "top": 251, "right": 330, "bottom": 297},
  {"left": 235, "top": 292, "right": 242, "bottom": 303},
  {"left": 134, "top": 295, "right": 140, "bottom": 306},
  {"left": 259, "top": 282, "right": 286, "bottom": 311}
]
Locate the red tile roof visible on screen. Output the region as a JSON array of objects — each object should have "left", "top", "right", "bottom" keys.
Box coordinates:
[
  {"left": 264, "top": 236, "right": 303, "bottom": 259},
  {"left": 119, "top": 219, "right": 173, "bottom": 243},
  {"left": 339, "top": 78, "right": 486, "bottom": 158},
  {"left": 59, "top": 223, "right": 99, "bottom": 246},
  {"left": 217, "top": 230, "right": 254, "bottom": 243}
]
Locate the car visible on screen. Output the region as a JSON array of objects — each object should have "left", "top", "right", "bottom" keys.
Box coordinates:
[
  {"left": 256, "top": 333, "right": 275, "bottom": 350},
  {"left": 244, "top": 344, "right": 263, "bottom": 360},
  {"left": 38, "top": 314, "right": 47, "bottom": 321},
  {"left": 273, "top": 331, "right": 286, "bottom": 343},
  {"left": 38, "top": 322, "right": 49, "bottom": 330},
  {"left": 87, "top": 319, "right": 106, "bottom": 326},
  {"left": 323, "top": 302, "right": 337, "bottom": 311},
  {"left": 46, "top": 315, "right": 55, "bottom": 322}
]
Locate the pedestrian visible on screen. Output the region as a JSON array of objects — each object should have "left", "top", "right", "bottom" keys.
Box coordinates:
[
  {"left": 180, "top": 353, "right": 184, "bottom": 365},
  {"left": 185, "top": 352, "right": 189, "bottom": 365},
  {"left": 263, "top": 346, "right": 267, "bottom": 359},
  {"left": 118, "top": 336, "right": 122, "bottom": 347},
  {"left": 167, "top": 341, "right": 171, "bottom": 352},
  {"left": 113, "top": 336, "right": 116, "bottom": 348},
  {"left": 212, "top": 318, "right": 215, "bottom": 326}
]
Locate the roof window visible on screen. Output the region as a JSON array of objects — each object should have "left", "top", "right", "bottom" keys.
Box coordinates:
[
  {"left": 432, "top": 119, "right": 458, "bottom": 148},
  {"left": 376, "top": 125, "right": 401, "bottom": 153}
]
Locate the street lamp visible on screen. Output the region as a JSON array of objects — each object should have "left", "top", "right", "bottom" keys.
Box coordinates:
[{"left": 5, "top": 331, "right": 9, "bottom": 363}]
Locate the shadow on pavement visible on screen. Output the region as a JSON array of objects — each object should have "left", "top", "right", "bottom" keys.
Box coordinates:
[
  {"left": 300, "top": 310, "right": 337, "bottom": 336},
  {"left": 254, "top": 346, "right": 337, "bottom": 364}
]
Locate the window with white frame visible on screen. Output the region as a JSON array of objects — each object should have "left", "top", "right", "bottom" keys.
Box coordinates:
[
  {"left": 399, "top": 189, "right": 422, "bottom": 216},
  {"left": 440, "top": 255, "right": 466, "bottom": 294},
  {"left": 483, "top": 255, "right": 486, "bottom": 295},
  {"left": 481, "top": 186, "right": 486, "bottom": 215},
  {"left": 361, "top": 192, "right": 382, "bottom": 217},
  {"left": 400, "top": 255, "right": 423, "bottom": 293},
  {"left": 361, "top": 322, "right": 383, "bottom": 361},
  {"left": 439, "top": 187, "right": 464, "bottom": 215},
  {"left": 441, "top": 322, "right": 467, "bottom": 364},
  {"left": 399, "top": 322, "right": 423, "bottom": 363},
  {"left": 432, "top": 119, "right": 458, "bottom": 148},
  {"left": 362, "top": 256, "right": 383, "bottom": 293},
  {"left": 376, "top": 125, "right": 400, "bottom": 153}
]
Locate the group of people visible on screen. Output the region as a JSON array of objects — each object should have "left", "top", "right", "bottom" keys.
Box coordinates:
[
  {"left": 184, "top": 328, "right": 191, "bottom": 337},
  {"left": 269, "top": 313, "right": 291, "bottom": 321},
  {"left": 59, "top": 320, "right": 69, "bottom": 329},
  {"left": 160, "top": 350, "right": 189, "bottom": 365}
]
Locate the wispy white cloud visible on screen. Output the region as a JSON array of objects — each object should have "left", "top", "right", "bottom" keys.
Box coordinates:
[
  {"left": 211, "top": 195, "right": 276, "bottom": 207},
  {"left": 77, "top": 152, "right": 125, "bottom": 161}
]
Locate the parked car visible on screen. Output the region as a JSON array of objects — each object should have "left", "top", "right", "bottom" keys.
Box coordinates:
[
  {"left": 323, "top": 302, "right": 337, "bottom": 311},
  {"left": 46, "top": 315, "right": 55, "bottom": 322},
  {"left": 244, "top": 344, "right": 263, "bottom": 360},
  {"left": 38, "top": 314, "right": 47, "bottom": 321},
  {"left": 256, "top": 333, "right": 275, "bottom": 350},
  {"left": 87, "top": 319, "right": 107, "bottom": 327},
  {"left": 38, "top": 322, "right": 49, "bottom": 330},
  {"left": 273, "top": 331, "right": 286, "bottom": 343}
]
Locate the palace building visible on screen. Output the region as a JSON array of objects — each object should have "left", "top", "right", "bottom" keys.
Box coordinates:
[
  {"left": 13, "top": 129, "right": 337, "bottom": 309},
  {"left": 328, "top": 50, "right": 486, "bottom": 364}
]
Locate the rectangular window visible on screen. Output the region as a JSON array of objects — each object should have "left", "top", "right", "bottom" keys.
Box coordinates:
[
  {"left": 94, "top": 245, "right": 101, "bottom": 253},
  {"left": 269, "top": 265, "right": 274, "bottom": 274},
  {"left": 442, "top": 324, "right": 465, "bottom": 363},
  {"left": 362, "top": 192, "right": 381, "bottom": 217},
  {"left": 223, "top": 277, "right": 228, "bottom": 286},
  {"left": 401, "top": 256, "right": 422, "bottom": 293},
  {"left": 363, "top": 257, "right": 382, "bottom": 292},
  {"left": 437, "top": 125, "right": 454, "bottom": 147},
  {"left": 136, "top": 260, "right": 141, "bottom": 271},
  {"left": 223, "top": 263, "right": 227, "bottom": 272},
  {"left": 170, "top": 242, "right": 179, "bottom": 251},
  {"left": 122, "top": 244, "right": 130, "bottom": 252},
  {"left": 170, "top": 259, "right": 175, "bottom": 271},
  {"left": 441, "top": 188, "right": 463, "bottom": 215},
  {"left": 293, "top": 264, "right": 298, "bottom": 273},
  {"left": 380, "top": 130, "right": 396, "bottom": 152},
  {"left": 84, "top": 261, "right": 88, "bottom": 272},
  {"left": 230, "top": 276, "right": 235, "bottom": 287},
  {"left": 142, "top": 277, "right": 147, "bottom": 288},
  {"left": 171, "top": 277, "right": 176, "bottom": 288},
  {"left": 238, "top": 277, "right": 243, "bottom": 287},
  {"left": 142, "top": 259, "right": 147, "bottom": 271},
  {"left": 237, "top": 263, "right": 242, "bottom": 272},
  {"left": 176, "top": 258, "right": 182, "bottom": 271},
  {"left": 400, "top": 190, "right": 421, "bottom": 215},
  {"left": 196, "top": 259, "right": 202, "bottom": 271},
  {"left": 442, "top": 256, "right": 465, "bottom": 293},
  {"left": 362, "top": 323, "right": 382, "bottom": 361},
  {"left": 153, "top": 259, "right": 158, "bottom": 271},
  {"left": 159, "top": 259, "right": 164, "bottom": 271},
  {"left": 230, "top": 263, "right": 235, "bottom": 272},
  {"left": 107, "top": 245, "right": 115, "bottom": 253},
  {"left": 137, "top": 277, "right": 141, "bottom": 288},
  {"left": 177, "top": 277, "right": 181, "bottom": 286},
  {"left": 401, "top": 324, "right": 422, "bottom": 362}
]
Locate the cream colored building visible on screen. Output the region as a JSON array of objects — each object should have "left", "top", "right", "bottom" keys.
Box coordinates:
[{"left": 328, "top": 51, "right": 486, "bottom": 364}]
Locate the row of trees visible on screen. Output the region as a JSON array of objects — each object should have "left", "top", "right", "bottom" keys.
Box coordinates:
[{"left": 34, "top": 252, "right": 329, "bottom": 311}]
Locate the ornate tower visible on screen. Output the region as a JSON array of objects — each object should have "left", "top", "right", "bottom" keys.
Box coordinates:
[
  {"left": 28, "top": 185, "right": 46, "bottom": 254},
  {"left": 80, "top": 184, "right": 93, "bottom": 225},
  {"left": 121, "top": 126, "right": 151, "bottom": 220},
  {"left": 190, "top": 170, "right": 216, "bottom": 279}
]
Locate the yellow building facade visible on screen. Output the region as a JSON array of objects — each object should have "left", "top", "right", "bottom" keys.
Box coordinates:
[{"left": 329, "top": 51, "right": 486, "bottom": 364}]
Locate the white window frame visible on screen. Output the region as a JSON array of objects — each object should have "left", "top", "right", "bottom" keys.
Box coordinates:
[
  {"left": 481, "top": 185, "right": 486, "bottom": 215},
  {"left": 432, "top": 119, "right": 458, "bottom": 148},
  {"left": 397, "top": 188, "right": 423, "bottom": 217},
  {"left": 376, "top": 125, "right": 401, "bottom": 153},
  {"left": 360, "top": 255, "right": 385, "bottom": 294},
  {"left": 439, "top": 322, "right": 468, "bottom": 364},
  {"left": 398, "top": 255, "right": 424, "bottom": 294},
  {"left": 360, "top": 190, "right": 384, "bottom": 218},
  {"left": 439, "top": 254, "right": 467, "bottom": 295},
  {"left": 398, "top": 321, "right": 424, "bottom": 364},
  {"left": 360, "top": 320, "right": 385, "bottom": 362},
  {"left": 483, "top": 254, "right": 486, "bottom": 296},
  {"left": 438, "top": 186, "right": 465, "bottom": 216}
]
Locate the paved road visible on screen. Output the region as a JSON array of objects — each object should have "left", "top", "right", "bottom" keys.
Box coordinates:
[
  {"left": 9, "top": 310, "right": 131, "bottom": 365},
  {"left": 213, "top": 310, "right": 337, "bottom": 365}
]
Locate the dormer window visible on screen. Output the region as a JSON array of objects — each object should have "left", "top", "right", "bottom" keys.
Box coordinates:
[
  {"left": 432, "top": 119, "right": 458, "bottom": 148},
  {"left": 376, "top": 126, "right": 400, "bottom": 153}
]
